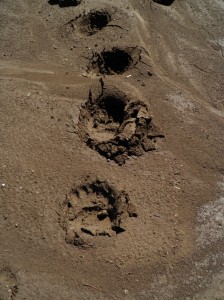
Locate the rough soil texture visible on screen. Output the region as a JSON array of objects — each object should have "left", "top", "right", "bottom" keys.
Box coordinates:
[
  {"left": 0, "top": 0, "right": 224, "bottom": 299},
  {"left": 0, "top": 268, "right": 18, "bottom": 300},
  {"left": 78, "top": 79, "right": 164, "bottom": 165},
  {"left": 60, "top": 177, "right": 137, "bottom": 247}
]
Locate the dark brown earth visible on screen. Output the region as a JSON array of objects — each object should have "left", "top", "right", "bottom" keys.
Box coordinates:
[{"left": 0, "top": 0, "right": 224, "bottom": 299}]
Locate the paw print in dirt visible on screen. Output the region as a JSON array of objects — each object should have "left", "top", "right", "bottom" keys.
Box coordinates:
[
  {"left": 60, "top": 178, "right": 137, "bottom": 247},
  {"left": 78, "top": 80, "right": 164, "bottom": 165}
]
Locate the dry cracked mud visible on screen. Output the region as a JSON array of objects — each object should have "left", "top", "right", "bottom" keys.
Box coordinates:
[{"left": 78, "top": 80, "right": 164, "bottom": 165}]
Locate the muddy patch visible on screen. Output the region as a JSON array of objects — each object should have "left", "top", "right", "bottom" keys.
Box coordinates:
[
  {"left": 60, "top": 178, "right": 137, "bottom": 247},
  {"left": 78, "top": 80, "right": 164, "bottom": 165},
  {"left": 152, "top": 0, "right": 175, "bottom": 6},
  {"left": 48, "top": 0, "right": 81, "bottom": 7},
  {"left": 88, "top": 47, "right": 141, "bottom": 75},
  {"left": 0, "top": 268, "right": 18, "bottom": 300}
]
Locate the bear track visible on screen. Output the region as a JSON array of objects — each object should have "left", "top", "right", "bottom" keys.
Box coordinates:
[
  {"left": 78, "top": 80, "right": 164, "bottom": 165},
  {"left": 60, "top": 178, "right": 137, "bottom": 247}
]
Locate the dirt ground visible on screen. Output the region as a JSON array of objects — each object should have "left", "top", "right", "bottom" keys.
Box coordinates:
[{"left": 0, "top": 0, "right": 224, "bottom": 299}]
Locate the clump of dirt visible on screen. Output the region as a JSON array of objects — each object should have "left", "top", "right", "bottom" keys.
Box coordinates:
[
  {"left": 60, "top": 178, "right": 137, "bottom": 247},
  {"left": 0, "top": 268, "right": 18, "bottom": 300},
  {"left": 48, "top": 0, "right": 81, "bottom": 7},
  {"left": 152, "top": 0, "right": 175, "bottom": 6},
  {"left": 89, "top": 47, "right": 135, "bottom": 75},
  {"left": 78, "top": 80, "right": 164, "bottom": 165},
  {"left": 81, "top": 10, "right": 111, "bottom": 35}
]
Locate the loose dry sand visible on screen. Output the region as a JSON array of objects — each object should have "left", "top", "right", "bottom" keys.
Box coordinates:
[{"left": 0, "top": 0, "right": 224, "bottom": 299}]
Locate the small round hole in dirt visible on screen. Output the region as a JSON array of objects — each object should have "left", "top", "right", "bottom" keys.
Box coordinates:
[
  {"left": 91, "top": 48, "right": 133, "bottom": 75},
  {"left": 48, "top": 0, "right": 81, "bottom": 7},
  {"left": 88, "top": 11, "right": 111, "bottom": 32},
  {"left": 152, "top": 0, "right": 175, "bottom": 6},
  {"left": 99, "top": 95, "right": 126, "bottom": 124},
  {"left": 102, "top": 49, "right": 132, "bottom": 74}
]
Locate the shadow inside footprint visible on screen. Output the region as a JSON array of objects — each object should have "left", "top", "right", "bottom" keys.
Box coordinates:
[
  {"left": 152, "top": 0, "right": 175, "bottom": 6},
  {"left": 48, "top": 0, "right": 81, "bottom": 7}
]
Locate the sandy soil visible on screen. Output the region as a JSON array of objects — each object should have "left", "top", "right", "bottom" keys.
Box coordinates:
[{"left": 0, "top": 0, "right": 224, "bottom": 299}]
